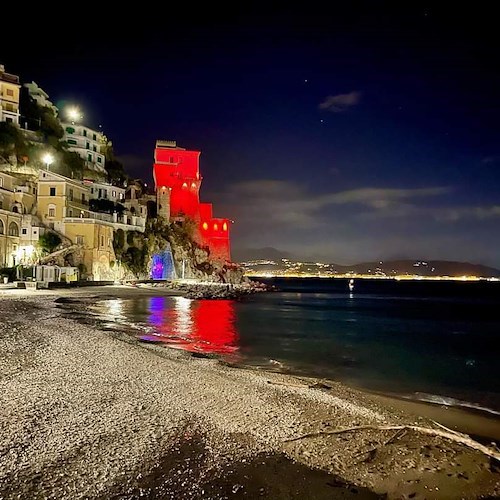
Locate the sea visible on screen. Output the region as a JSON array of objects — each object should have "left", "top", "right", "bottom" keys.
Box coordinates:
[{"left": 87, "top": 277, "right": 500, "bottom": 416}]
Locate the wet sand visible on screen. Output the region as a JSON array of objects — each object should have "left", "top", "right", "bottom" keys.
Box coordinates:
[{"left": 0, "top": 286, "right": 499, "bottom": 499}]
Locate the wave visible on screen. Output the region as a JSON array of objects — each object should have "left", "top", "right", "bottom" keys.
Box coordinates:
[{"left": 406, "top": 392, "right": 500, "bottom": 417}]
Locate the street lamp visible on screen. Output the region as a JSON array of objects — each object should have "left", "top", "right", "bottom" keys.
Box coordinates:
[
  {"left": 66, "top": 106, "right": 82, "bottom": 124},
  {"left": 42, "top": 153, "right": 54, "bottom": 171}
]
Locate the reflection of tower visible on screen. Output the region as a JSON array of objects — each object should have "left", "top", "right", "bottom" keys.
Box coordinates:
[
  {"left": 157, "top": 186, "right": 171, "bottom": 219},
  {"left": 145, "top": 296, "right": 238, "bottom": 357}
]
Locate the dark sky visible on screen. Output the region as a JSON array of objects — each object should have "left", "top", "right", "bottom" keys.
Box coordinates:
[{"left": 3, "top": 4, "right": 500, "bottom": 266}]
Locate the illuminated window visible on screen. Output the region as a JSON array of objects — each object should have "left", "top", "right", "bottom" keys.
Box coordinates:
[
  {"left": 191, "top": 182, "right": 196, "bottom": 189},
  {"left": 202, "top": 222, "right": 208, "bottom": 230},
  {"left": 213, "top": 223, "right": 218, "bottom": 231},
  {"left": 223, "top": 222, "right": 227, "bottom": 231},
  {"left": 182, "top": 182, "right": 188, "bottom": 188}
]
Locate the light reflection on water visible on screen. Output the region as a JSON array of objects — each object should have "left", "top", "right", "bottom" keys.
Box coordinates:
[{"left": 142, "top": 296, "right": 239, "bottom": 358}]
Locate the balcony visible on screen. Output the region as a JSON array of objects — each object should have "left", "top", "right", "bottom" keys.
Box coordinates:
[{"left": 63, "top": 210, "right": 146, "bottom": 232}]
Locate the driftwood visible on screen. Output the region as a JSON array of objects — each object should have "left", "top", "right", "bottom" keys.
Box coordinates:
[{"left": 284, "top": 424, "right": 500, "bottom": 462}]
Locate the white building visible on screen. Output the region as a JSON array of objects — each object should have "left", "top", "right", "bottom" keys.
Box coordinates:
[
  {"left": 61, "top": 123, "right": 106, "bottom": 173},
  {"left": 0, "top": 64, "right": 21, "bottom": 125},
  {"left": 23, "top": 81, "right": 58, "bottom": 114},
  {"left": 84, "top": 180, "right": 125, "bottom": 204}
]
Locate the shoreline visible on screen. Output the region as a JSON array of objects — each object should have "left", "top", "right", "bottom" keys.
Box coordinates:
[
  {"left": 0, "top": 286, "right": 499, "bottom": 498},
  {"left": 2, "top": 284, "right": 500, "bottom": 434}
]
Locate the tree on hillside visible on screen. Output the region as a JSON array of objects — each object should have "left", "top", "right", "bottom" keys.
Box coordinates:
[
  {"left": 39, "top": 232, "right": 62, "bottom": 254},
  {"left": 19, "top": 88, "right": 64, "bottom": 145}
]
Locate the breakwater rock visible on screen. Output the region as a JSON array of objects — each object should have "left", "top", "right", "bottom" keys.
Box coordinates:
[{"left": 175, "top": 280, "right": 272, "bottom": 299}]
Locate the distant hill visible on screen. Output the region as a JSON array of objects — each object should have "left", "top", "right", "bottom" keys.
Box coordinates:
[
  {"left": 337, "top": 260, "right": 500, "bottom": 278},
  {"left": 236, "top": 250, "right": 500, "bottom": 278},
  {"left": 233, "top": 247, "right": 293, "bottom": 262}
]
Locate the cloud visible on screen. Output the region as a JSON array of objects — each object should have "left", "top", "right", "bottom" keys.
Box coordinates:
[
  {"left": 320, "top": 186, "right": 451, "bottom": 208},
  {"left": 216, "top": 181, "right": 450, "bottom": 231},
  {"left": 481, "top": 156, "right": 498, "bottom": 164},
  {"left": 318, "top": 91, "right": 361, "bottom": 112},
  {"left": 433, "top": 205, "right": 500, "bottom": 222}
]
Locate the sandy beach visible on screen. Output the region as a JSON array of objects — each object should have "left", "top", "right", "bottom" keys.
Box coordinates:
[{"left": 0, "top": 285, "right": 499, "bottom": 499}]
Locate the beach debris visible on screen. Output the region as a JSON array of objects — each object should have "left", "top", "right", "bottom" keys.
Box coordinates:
[{"left": 283, "top": 424, "right": 500, "bottom": 462}]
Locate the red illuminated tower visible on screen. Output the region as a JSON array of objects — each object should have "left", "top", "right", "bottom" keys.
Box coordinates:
[{"left": 153, "top": 140, "right": 231, "bottom": 262}]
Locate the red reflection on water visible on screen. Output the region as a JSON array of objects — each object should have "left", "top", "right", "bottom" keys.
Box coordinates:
[{"left": 142, "top": 296, "right": 239, "bottom": 359}]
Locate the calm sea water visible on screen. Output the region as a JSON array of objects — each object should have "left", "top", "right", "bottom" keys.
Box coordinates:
[{"left": 89, "top": 278, "right": 500, "bottom": 415}]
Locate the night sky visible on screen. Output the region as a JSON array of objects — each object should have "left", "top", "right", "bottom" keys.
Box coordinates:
[{"left": 3, "top": 5, "right": 499, "bottom": 266}]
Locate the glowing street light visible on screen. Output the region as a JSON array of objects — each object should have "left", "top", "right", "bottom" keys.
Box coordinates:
[
  {"left": 42, "top": 153, "right": 54, "bottom": 171},
  {"left": 66, "top": 106, "right": 82, "bottom": 124}
]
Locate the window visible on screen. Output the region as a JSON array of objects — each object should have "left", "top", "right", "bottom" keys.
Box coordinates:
[
  {"left": 67, "top": 139, "right": 78, "bottom": 145},
  {"left": 93, "top": 134, "right": 97, "bottom": 141},
  {"left": 93, "top": 146, "right": 96, "bottom": 152},
  {"left": 76, "top": 235, "right": 84, "bottom": 245},
  {"left": 69, "top": 188, "right": 74, "bottom": 201},
  {"left": 33, "top": 188, "right": 36, "bottom": 194},
  {"left": 222, "top": 222, "right": 228, "bottom": 231},
  {"left": 0, "top": 201, "right": 3, "bottom": 209},
  {"left": 112, "top": 191, "right": 116, "bottom": 197},
  {"left": 6, "top": 117, "right": 12, "bottom": 123},
  {"left": 100, "top": 235, "right": 104, "bottom": 247},
  {"left": 82, "top": 194, "right": 86, "bottom": 203},
  {"left": 8, "top": 222, "right": 19, "bottom": 237},
  {"left": 21, "top": 228, "right": 27, "bottom": 235},
  {"left": 48, "top": 208, "right": 55, "bottom": 217},
  {"left": 6, "top": 89, "right": 14, "bottom": 96},
  {"left": 0, "top": 177, "right": 3, "bottom": 187},
  {"left": 66, "top": 127, "right": 75, "bottom": 134},
  {"left": 86, "top": 142, "right": 90, "bottom": 149},
  {"left": 12, "top": 206, "right": 18, "bottom": 213},
  {"left": 108, "top": 238, "right": 112, "bottom": 248},
  {"left": 83, "top": 129, "right": 87, "bottom": 137},
  {"left": 50, "top": 187, "right": 56, "bottom": 196},
  {"left": 202, "top": 222, "right": 208, "bottom": 230},
  {"left": 69, "top": 210, "right": 73, "bottom": 217},
  {"left": 97, "top": 157, "right": 102, "bottom": 163},
  {"left": 87, "top": 153, "right": 92, "bottom": 161},
  {"left": 91, "top": 188, "right": 94, "bottom": 194},
  {"left": 0, "top": 220, "right": 3, "bottom": 234}
]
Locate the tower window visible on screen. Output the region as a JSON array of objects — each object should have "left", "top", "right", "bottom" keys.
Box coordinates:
[
  {"left": 223, "top": 222, "right": 227, "bottom": 231},
  {"left": 202, "top": 222, "right": 208, "bottom": 230}
]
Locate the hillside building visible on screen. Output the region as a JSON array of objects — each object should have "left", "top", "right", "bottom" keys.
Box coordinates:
[{"left": 0, "top": 64, "right": 21, "bottom": 125}]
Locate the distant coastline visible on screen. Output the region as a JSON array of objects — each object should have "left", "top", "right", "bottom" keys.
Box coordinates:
[
  {"left": 239, "top": 256, "right": 500, "bottom": 280},
  {"left": 245, "top": 273, "right": 500, "bottom": 281}
]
